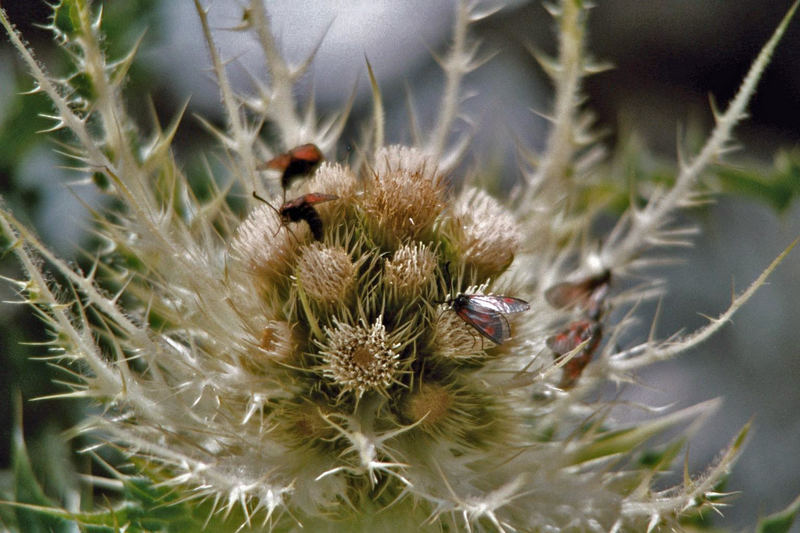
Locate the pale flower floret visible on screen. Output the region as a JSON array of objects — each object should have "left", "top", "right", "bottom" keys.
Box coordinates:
[
  {"left": 318, "top": 316, "right": 401, "bottom": 398},
  {"left": 454, "top": 187, "right": 520, "bottom": 276},
  {"left": 373, "top": 145, "right": 438, "bottom": 182},
  {"left": 230, "top": 203, "right": 306, "bottom": 284},
  {"left": 362, "top": 145, "right": 446, "bottom": 243},
  {"left": 306, "top": 162, "right": 358, "bottom": 201},
  {"left": 295, "top": 243, "right": 355, "bottom": 304},
  {"left": 384, "top": 242, "right": 437, "bottom": 294}
]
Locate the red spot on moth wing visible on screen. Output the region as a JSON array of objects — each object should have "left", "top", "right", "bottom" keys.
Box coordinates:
[
  {"left": 457, "top": 307, "right": 511, "bottom": 345},
  {"left": 546, "top": 320, "right": 594, "bottom": 354},
  {"left": 546, "top": 331, "right": 575, "bottom": 355},
  {"left": 547, "top": 320, "right": 603, "bottom": 388}
]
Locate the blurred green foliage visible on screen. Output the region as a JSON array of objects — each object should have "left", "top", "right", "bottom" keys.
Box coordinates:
[{"left": 0, "top": 0, "right": 161, "bottom": 517}]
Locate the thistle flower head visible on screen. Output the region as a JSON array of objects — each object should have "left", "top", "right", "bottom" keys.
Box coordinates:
[
  {"left": 1, "top": 1, "right": 797, "bottom": 532},
  {"left": 231, "top": 202, "right": 305, "bottom": 287}
]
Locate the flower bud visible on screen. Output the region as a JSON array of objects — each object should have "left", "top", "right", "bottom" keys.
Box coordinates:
[
  {"left": 295, "top": 243, "right": 356, "bottom": 305},
  {"left": 384, "top": 242, "right": 437, "bottom": 296},
  {"left": 362, "top": 146, "right": 447, "bottom": 246}
]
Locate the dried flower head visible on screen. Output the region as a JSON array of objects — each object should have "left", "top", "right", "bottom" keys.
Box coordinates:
[
  {"left": 405, "top": 382, "right": 452, "bottom": 428},
  {"left": 453, "top": 187, "right": 520, "bottom": 279},
  {"left": 361, "top": 146, "right": 447, "bottom": 245},
  {"left": 404, "top": 380, "right": 511, "bottom": 446}
]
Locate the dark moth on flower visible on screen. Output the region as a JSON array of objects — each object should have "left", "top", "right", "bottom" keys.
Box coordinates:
[
  {"left": 279, "top": 192, "right": 338, "bottom": 241},
  {"left": 447, "top": 294, "right": 530, "bottom": 345},
  {"left": 252, "top": 191, "right": 338, "bottom": 241},
  {"left": 258, "top": 143, "right": 325, "bottom": 191},
  {"left": 544, "top": 270, "right": 610, "bottom": 320}
]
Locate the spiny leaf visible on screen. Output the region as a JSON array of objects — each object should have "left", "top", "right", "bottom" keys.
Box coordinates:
[
  {"left": 8, "top": 393, "right": 71, "bottom": 533},
  {"left": 715, "top": 150, "right": 800, "bottom": 212},
  {"left": 567, "top": 399, "right": 719, "bottom": 465},
  {"left": 50, "top": 0, "right": 81, "bottom": 38},
  {"left": 365, "top": 55, "right": 384, "bottom": 154},
  {"left": 757, "top": 493, "right": 800, "bottom": 533}
]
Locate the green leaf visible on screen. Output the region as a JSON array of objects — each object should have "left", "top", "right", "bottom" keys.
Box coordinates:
[
  {"left": 714, "top": 150, "right": 800, "bottom": 212},
  {"left": 567, "top": 400, "right": 718, "bottom": 466},
  {"left": 51, "top": 0, "right": 81, "bottom": 38},
  {"left": 757, "top": 493, "right": 800, "bottom": 533},
  {"left": 9, "top": 394, "right": 72, "bottom": 533}
]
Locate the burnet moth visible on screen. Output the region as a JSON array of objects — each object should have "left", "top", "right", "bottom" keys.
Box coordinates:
[
  {"left": 545, "top": 270, "right": 611, "bottom": 387},
  {"left": 447, "top": 294, "right": 530, "bottom": 345},
  {"left": 252, "top": 191, "right": 338, "bottom": 241},
  {"left": 544, "top": 270, "right": 610, "bottom": 320},
  {"left": 547, "top": 319, "right": 602, "bottom": 388},
  {"left": 257, "top": 143, "right": 324, "bottom": 192}
]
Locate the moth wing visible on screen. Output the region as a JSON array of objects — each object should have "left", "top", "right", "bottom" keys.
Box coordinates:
[
  {"left": 546, "top": 330, "right": 580, "bottom": 355},
  {"left": 544, "top": 281, "right": 590, "bottom": 309},
  {"left": 258, "top": 152, "right": 291, "bottom": 171},
  {"left": 303, "top": 193, "right": 339, "bottom": 205},
  {"left": 546, "top": 321, "right": 598, "bottom": 355},
  {"left": 465, "top": 295, "right": 529, "bottom": 315},
  {"left": 495, "top": 296, "right": 530, "bottom": 313},
  {"left": 289, "top": 143, "right": 323, "bottom": 162},
  {"left": 457, "top": 307, "right": 511, "bottom": 344},
  {"left": 545, "top": 271, "right": 611, "bottom": 309}
]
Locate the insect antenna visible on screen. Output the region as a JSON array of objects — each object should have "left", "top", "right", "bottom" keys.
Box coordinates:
[{"left": 251, "top": 191, "right": 300, "bottom": 243}]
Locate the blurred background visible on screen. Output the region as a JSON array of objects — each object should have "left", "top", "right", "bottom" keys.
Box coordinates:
[{"left": 1, "top": 1, "right": 798, "bottom": 528}]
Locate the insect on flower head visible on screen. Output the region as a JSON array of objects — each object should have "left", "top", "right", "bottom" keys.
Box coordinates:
[
  {"left": 257, "top": 143, "right": 324, "bottom": 193},
  {"left": 545, "top": 270, "right": 611, "bottom": 320},
  {"left": 447, "top": 294, "right": 530, "bottom": 345},
  {"left": 252, "top": 191, "right": 338, "bottom": 241},
  {"left": 547, "top": 319, "right": 603, "bottom": 388}
]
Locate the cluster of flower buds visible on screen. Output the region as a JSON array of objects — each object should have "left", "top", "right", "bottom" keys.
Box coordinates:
[{"left": 232, "top": 144, "right": 530, "bottom": 427}]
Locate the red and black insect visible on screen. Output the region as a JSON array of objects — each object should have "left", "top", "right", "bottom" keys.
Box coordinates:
[
  {"left": 547, "top": 319, "right": 602, "bottom": 388},
  {"left": 544, "top": 270, "right": 610, "bottom": 320},
  {"left": 258, "top": 143, "right": 324, "bottom": 192},
  {"left": 253, "top": 191, "right": 338, "bottom": 241},
  {"left": 447, "top": 294, "right": 530, "bottom": 345}
]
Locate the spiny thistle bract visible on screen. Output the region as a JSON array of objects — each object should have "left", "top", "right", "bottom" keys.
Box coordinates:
[{"left": 0, "top": 1, "right": 798, "bottom": 532}]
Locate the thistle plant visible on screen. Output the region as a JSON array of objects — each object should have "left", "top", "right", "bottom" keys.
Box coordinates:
[{"left": 1, "top": 1, "right": 798, "bottom": 532}]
